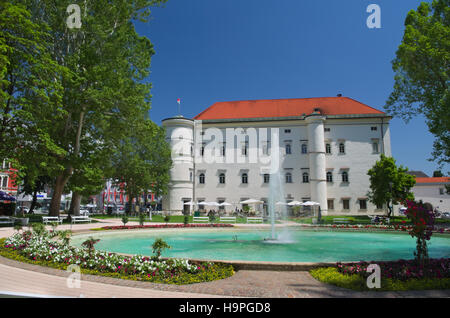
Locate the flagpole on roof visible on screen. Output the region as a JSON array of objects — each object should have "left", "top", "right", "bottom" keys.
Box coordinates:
[{"left": 177, "top": 98, "right": 181, "bottom": 116}]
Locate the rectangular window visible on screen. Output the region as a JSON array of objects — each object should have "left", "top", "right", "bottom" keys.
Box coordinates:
[
  {"left": 342, "top": 199, "right": 350, "bottom": 210},
  {"left": 326, "top": 143, "right": 332, "bottom": 154},
  {"left": 263, "top": 174, "right": 270, "bottom": 184},
  {"left": 371, "top": 126, "right": 378, "bottom": 131},
  {"left": 262, "top": 141, "right": 269, "bottom": 155},
  {"left": 327, "top": 199, "right": 334, "bottom": 210},
  {"left": 1, "top": 176, "right": 7, "bottom": 188},
  {"left": 440, "top": 188, "right": 445, "bottom": 195},
  {"left": 284, "top": 129, "right": 291, "bottom": 133},
  {"left": 324, "top": 128, "right": 330, "bottom": 132},
  {"left": 242, "top": 142, "right": 248, "bottom": 156},
  {"left": 359, "top": 199, "right": 367, "bottom": 210},
  {"left": 372, "top": 141, "right": 379, "bottom": 153}
]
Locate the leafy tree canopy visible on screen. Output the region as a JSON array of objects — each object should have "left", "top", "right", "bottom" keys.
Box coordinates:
[
  {"left": 385, "top": 0, "right": 449, "bottom": 166},
  {"left": 367, "top": 154, "right": 416, "bottom": 216}
]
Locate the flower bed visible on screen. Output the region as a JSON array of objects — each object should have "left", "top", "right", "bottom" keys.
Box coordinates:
[
  {"left": 0, "top": 231, "right": 234, "bottom": 285},
  {"left": 100, "top": 223, "right": 234, "bottom": 230},
  {"left": 311, "top": 258, "right": 450, "bottom": 291},
  {"left": 337, "top": 258, "right": 450, "bottom": 281}
]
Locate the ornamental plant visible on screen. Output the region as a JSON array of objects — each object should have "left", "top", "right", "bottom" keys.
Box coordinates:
[
  {"left": 2, "top": 232, "right": 227, "bottom": 284},
  {"left": 404, "top": 200, "right": 436, "bottom": 266},
  {"left": 138, "top": 212, "right": 146, "bottom": 226},
  {"left": 121, "top": 215, "right": 129, "bottom": 226},
  {"left": 152, "top": 238, "right": 171, "bottom": 260},
  {"left": 82, "top": 237, "right": 100, "bottom": 256}
]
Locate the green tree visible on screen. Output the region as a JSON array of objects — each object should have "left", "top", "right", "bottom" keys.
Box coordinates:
[
  {"left": 110, "top": 120, "right": 172, "bottom": 215},
  {"left": 385, "top": 0, "right": 450, "bottom": 165},
  {"left": 432, "top": 170, "right": 443, "bottom": 177},
  {"left": 0, "top": 1, "right": 67, "bottom": 181},
  {"left": 367, "top": 155, "right": 416, "bottom": 216},
  {"left": 23, "top": 0, "right": 168, "bottom": 216}
]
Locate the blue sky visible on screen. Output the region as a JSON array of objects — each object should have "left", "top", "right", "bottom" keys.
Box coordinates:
[{"left": 134, "top": 0, "right": 448, "bottom": 176}]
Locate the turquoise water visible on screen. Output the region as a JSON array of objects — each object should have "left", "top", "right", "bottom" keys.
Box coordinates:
[{"left": 71, "top": 228, "right": 450, "bottom": 263}]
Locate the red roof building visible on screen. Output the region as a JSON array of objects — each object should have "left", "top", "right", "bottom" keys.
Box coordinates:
[
  {"left": 195, "top": 97, "right": 385, "bottom": 121},
  {"left": 415, "top": 177, "right": 450, "bottom": 185}
]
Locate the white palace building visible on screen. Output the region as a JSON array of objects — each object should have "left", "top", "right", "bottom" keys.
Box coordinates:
[{"left": 162, "top": 96, "right": 392, "bottom": 216}]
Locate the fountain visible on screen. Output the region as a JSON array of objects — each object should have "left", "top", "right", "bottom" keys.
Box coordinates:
[{"left": 265, "top": 146, "right": 293, "bottom": 243}]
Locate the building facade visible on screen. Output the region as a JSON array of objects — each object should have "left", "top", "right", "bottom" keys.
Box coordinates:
[
  {"left": 0, "top": 159, "right": 18, "bottom": 196},
  {"left": 411, "top": 177, "right": 450, "bottom": 213},
  {"left": 162, "top": 97, "right": 392, "bottom": 215}
]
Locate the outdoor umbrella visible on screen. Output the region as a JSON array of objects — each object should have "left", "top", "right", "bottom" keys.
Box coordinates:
[
  {"left": 301, "top": 201, "right": 320, "bottom": 217},
  {"left": 0, "top": 191, "right": 15, "bottom": 202},
  {"left": 240, "top": 199, "right": 263, "bottom": 215},
  {"left": 239, "top": 199, "right": 263, "bottom": 204},
  {"left": 287, "top": 201, "right": 303, "bottom": 206}
]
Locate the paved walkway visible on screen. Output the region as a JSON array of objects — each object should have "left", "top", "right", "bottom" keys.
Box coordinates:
[{"left": 0, "top": 219, "right": 449, "bottom": 298}]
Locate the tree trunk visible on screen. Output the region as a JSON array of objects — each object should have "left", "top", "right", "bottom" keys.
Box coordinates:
[
  {"left": 49, "top": 172, "right": 71, "bottom": 216},
  {"left": 49, "top": 110, "right": 84, "bottom": 217},
  {"left": 29, "top": 188, "right": 38, "bottom": 214},
  {"left": 69, "top": 192, "right": 82, "bottom": 216}
]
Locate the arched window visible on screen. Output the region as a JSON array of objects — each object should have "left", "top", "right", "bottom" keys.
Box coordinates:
[
  {"left": 285, "top": 144, "right": 291, "bottom": 155},
  {"left": 219, "top": 173, "right": 226, "bottom": 184},
  {"left": 326, "top": 171, "right": 333, "bottom": 183},
  {"left": 285, "top": 172, "right": 292, "bottom": 183},
  {"left": 301, "top": 144, "right": 308, "bottom": 154},
  {"left": 342, "top": 171, "right": 349, "bottom": 183},
  {"left": 199, "top": 173, "right": 205, "bottom": 184},
  {"left": 242, "top": 173, "right": 248, "bottom": 184},
  {"left": 302, "top": 172, "right": 309, "bottom": 183},
  {"left": 339, "top": 143, "right": 345, "bottom": 154}
]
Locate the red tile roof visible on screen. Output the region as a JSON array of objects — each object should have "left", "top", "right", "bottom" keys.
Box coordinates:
[
  {"left": 194, "top": 97, "right": 385, "bottom": 120},
  {"left": 415, "top": 177, "right": 450, "bottom": 184}
]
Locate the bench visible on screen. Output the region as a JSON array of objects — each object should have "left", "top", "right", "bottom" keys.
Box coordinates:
[
  {"left": 42, "top": 216, "right": 63, "bottom": 224},
  {"left": 192, "top": 217, "right": 210, "bottom": 223},
  {"left": 220, "top": 216, "right": 236, "bottom": 223},
  {"left": 0, "top": 217, "right": 15, "bottom": 226},
  {"left": 333, "top": 218, "right": 350, "bottom": 224},
  {"left": 71, "top": 216, "right": 92, "bottom": 224},
  {"left": 246, "top": 217, "right": 263, "bottom": 224}
]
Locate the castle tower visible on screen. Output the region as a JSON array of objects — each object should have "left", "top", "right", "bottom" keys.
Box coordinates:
[
  {"left": 161, "top": 117, "right": 195, "bottom": 214},
  {"left": 306, "top": 114, "right": 328, "bottom": 216}
]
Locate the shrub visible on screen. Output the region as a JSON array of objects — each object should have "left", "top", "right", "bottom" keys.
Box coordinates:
[
  {"left": 152, "top": 238, "right": 171, "bottom": 259},
  {"left": 121, "top": 215, "right": 129, "bottom": 226},
  {"left": 404, "top": 200, "right": 436, "bottom": 266},
  {"left": 164, "top": 215, "right": 170, "bottom": 223},
  {"left": 138, "top": 213, "right": 146, "bottom": 226}
]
